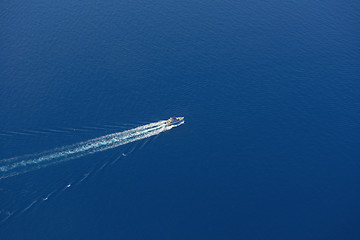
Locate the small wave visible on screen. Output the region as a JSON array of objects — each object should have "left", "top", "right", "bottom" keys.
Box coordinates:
[{"left": 0, "top": 119, "right": 184, "bottom": 180}]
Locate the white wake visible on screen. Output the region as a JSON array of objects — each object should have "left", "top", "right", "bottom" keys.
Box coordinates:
[{"left": 0, "top": 119, "right": 184, "bottom": 179}]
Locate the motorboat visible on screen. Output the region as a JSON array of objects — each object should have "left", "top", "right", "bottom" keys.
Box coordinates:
[{"left": 166, "top": 117, "right": 184, "bottom": 126}]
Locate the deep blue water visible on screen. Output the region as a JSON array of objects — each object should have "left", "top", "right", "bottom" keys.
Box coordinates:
[{"left": 1, "top": 0, "right": 360, "bottom": 239}]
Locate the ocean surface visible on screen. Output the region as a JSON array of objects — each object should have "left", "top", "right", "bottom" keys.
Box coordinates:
[{"left": 1, "top": 0, "right": 359, "bottom": 239}]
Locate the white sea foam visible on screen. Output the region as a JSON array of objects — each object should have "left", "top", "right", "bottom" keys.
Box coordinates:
[{"left": 0, "top": 119, "right": 184, "bottom": 179}]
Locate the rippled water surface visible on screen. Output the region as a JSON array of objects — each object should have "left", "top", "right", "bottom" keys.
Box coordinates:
[{"left": 1, "top": 0, "right": 359, "bottom": 239}]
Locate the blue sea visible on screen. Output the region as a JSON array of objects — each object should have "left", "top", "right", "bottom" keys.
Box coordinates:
[{"left": 1, "top": 0, "right": 359, "bottom": 239}]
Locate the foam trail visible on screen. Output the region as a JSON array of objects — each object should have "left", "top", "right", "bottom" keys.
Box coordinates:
[{"left": 0, "top": 120, "right": 184, "bottom": 179}]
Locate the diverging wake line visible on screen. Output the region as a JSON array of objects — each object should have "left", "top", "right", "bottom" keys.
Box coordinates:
[{"left": 0, "top": 118, "right": 184, "bottom": 179}]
